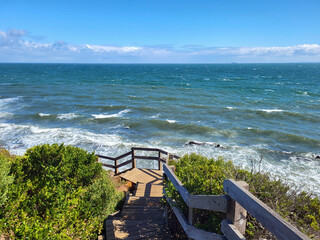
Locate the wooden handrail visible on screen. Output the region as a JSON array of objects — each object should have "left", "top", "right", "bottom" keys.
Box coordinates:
[
  {"left": 114, "top": 151, "right": 132, "bottom": 160},
  {"left": 224, "top": 179, "right": 309, "bottom": 240},
  {"left": 96, "top": 154, "right": 116, "bottom": 161},
  {"left": 101, "top": 163, "right": 116, "bottom": 169},
  {"left": 131, "top": 147, "right": 162, "bottom": 152},
  {"left": 134, "top": 156, "right": 160, "bottom": 160},
  {"left": 163, "top": 164, "right": 310, "bottom": 240},
  {"left": 117, "top": 159, "right": 133, "bottom": 168},
  {"left": 96, "top": 147, "right": 180, "bottom": 175}
]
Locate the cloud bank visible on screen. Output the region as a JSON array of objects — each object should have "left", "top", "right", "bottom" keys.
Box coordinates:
[{"left": 0, "top": 29, "right": 319, "bottom": 63}]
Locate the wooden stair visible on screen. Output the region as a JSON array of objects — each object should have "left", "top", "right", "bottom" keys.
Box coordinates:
[{"left": 105, "top": 169, "right": 172, "bottom": 240}]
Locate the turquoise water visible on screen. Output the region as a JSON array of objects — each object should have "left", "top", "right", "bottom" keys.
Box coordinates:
[{"left": 0, "top": 63, "right": 319, "bottom": 195}]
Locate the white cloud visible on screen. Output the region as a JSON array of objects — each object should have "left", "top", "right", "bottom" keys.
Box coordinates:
[
  {"left": 0, "top": 29, "right": 319, "bottom": 63},
  {"left": 86, "top": 44, "right": 141, "bottom": 53},
  {"left": 189, "top": 44, "right": 320, "bottom": 57}
]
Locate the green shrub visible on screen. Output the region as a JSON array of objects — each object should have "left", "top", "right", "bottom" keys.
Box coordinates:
[
  {"left": 0, "top": 149, "right": 14, "bottom": 207},
  {"left": 165, "top": 154, "right": 320, "bottom": 239},
  {"left": 0, "top": 144, "right": 123, "bottom": 239}
]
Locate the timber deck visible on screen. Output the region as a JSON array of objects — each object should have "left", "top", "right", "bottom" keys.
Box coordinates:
[{"left": 105, "top": 169, "right": 172, "bottom": 239}]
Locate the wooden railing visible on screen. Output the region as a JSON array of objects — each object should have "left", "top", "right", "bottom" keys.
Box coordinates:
[
  {"left": 97, "top": 147, "right": 179, "bottom": 175},
  {"left": 163, "top": 164, "right": 310, "bottom": 240},
  {"left": 99, "top": 147, "right": 310, "bottom": 240}
]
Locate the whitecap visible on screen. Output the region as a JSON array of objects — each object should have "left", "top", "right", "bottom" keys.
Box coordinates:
[
  {"left": 222, "top": 78, "right": 233, "bottom": 82},
  {"left": 0, "top": 96, "right": 22, "bottom": 108},
  {"left": 226, "top": 107, "right": 235, "bottom": 110},
  {"left": 92, "top": 109, "right": 131, "bottom": 119},
  {"left": 150, "top": 113, "right": 160, "bottom": 119},
  {"left": 0, "top": 122, "right": 128, "bottom": 156},
  {"left": 166, "top": 119, "right": 177, "bottom": 123},
  {"left": 57, "top": 113, "right": 79, "bottom": 120},
  {"left": 258, "top": 109, "right": 284, "bottom": 113},
  {"left": 39, "top": 113, "right": 51, "bottom": 117},
  {"left": 0, "top": 112, "right": 13, "bottom": 118}
]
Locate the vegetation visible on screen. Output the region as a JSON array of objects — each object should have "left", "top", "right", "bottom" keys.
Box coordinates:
[
  {"left": 165, "top": 154, "right": 320, "bottom": 239},
  {"left": 0, "top": 144, "right": 123, "bottom": 239}
]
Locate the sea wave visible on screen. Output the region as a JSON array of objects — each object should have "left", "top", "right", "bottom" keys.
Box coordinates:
[
  {"left": 57, "top": 113, "right": 80, "bottom": 120},
  {"left": 258, "top": 109, "right": 284, "bottom": 113},
  {"left": 245, "top": 128, "right": 320, "bottom": 148},
  {"left": 0, "top": 96, "right": 22, "bottom": 108},
  {"left": 0, "top": 112, "right": 14, "bottom": 118},
  {"left": 166, "top": 119, "right": 177, "bottom": 123},
  {"left": 150, "top": 113, "right": 160, "bottom": 119},
  {"left": 0, "top": 122, "right": 129, "bottom": 155},
  {"left": 147, "top": 119, "right": 235, "bottom": 137},
  {"left": 92, "top": 109, "right": 131, "bottom": 119},
  {"left": 0, "top": 121, "right": 319, "bottom": 196},
  {"left": 39, "top": 113, "right": 51, "bottom": 117}
]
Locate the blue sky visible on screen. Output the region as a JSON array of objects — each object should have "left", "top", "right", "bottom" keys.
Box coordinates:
[{"left": 0, "top": 0, "right": 320, "bottom": 63}]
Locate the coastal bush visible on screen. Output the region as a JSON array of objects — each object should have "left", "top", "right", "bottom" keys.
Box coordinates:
[
  {"left": 0, "top": 149, "right": 14, "bottom": 207},
  {"left": 165, "top": 154, "right": 320, "bottom": 239},
  {"left": 0, "top": 144, "right": 123, "bottom": 239}
]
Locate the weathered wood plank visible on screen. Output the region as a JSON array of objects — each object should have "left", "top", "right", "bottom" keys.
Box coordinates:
[
  {"left": 131, "top": 147, "right": 160, "bottom": 152},
  {"left": 117, "top": 159, "right": 133, "bottom": 168},
  {"left": 221, "top": 220, "right": 246, "bottom": 240},
  {"left": 96, "top": 154, "right": 115, "bottom": 161},
  {"left": 158, "top": 149, "right": 169, "bottom": 155},
  {"left": 163, "top": 164, "right": 190, "bottom": 204},
  {"left": 188, "top": 195, "right": 228, "bottom": 213},
  {"left": 101, "top": 163, "right": 115, "bottom": 169},
  {"left": 115, "top": 151, "right": 132, "bottom": 160},
  {"left": 224, "top": 179, "right": 310, "bottom": 240},
  {"left": 158, "top": 151, "right": 161, "bottom": 170},
  {"left": 134, "top": 156, "right": 159, "bottom": 160},
  {"left": 165, "top": 195, "right": 226, "bottom": 240},
  {"left": 226, "top": 181, "right": 248, "bottom": 235},
  {"left": 115, "top": 159, "right": 119, "bottom": 175},
  {"left": 187, "top": 225, "right": 226, "bottom": 240}
]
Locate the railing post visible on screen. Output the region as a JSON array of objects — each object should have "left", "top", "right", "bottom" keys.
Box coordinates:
[
  {"left": 158, "top": 150, "right": 161, "bottom": 170},
  {"left": 226, "top": 181, "right": 249, "bottom": 235},
  {"left": 163, "top": 168, "right": 169, "bottom": 226},
  {"left": 131, "top": 148, "right": 136, "bottom": 169},
  {"left": 166, "top": 153, "right": 171, "bottom": 165},
  {"left": 115, "top": 159, "right": 118, "bottom": 175}
]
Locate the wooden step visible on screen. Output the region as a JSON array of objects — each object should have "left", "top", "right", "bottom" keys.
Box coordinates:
[
  {"left": 135, "top": 183, "right": 163, "bottom": 197},
  {"left": 127, "top": 196, "right": 162, "bottom": 205}
]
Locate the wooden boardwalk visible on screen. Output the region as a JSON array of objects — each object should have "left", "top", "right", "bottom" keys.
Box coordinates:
[{"left": 105, "top": 169, "right": 172, "bottom": 240}]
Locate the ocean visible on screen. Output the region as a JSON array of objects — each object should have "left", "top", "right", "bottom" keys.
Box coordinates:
[{"left": 0, "top": 63, "right": 319, "bottom": 195}]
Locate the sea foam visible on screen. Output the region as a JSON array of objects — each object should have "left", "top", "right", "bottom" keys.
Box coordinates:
[
  {"left": 92, "top": 109, "right": 131, "bottom": 119},
  {"left": 166, "top": 119, "right": 177, "bottom": 123},
  {"left": 57, "top": 113, "right": 79, "bottom": 120},
  {"left": 39, "top": 113, "right": 51, "bottom": 117},
  {"left": 258, "top": 109, "right": 284, "bottom": 113}
]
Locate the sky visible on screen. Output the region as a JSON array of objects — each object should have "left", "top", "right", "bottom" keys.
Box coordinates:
[{"left": 0, "top": 0, "right": 320, "bottom": 63}]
